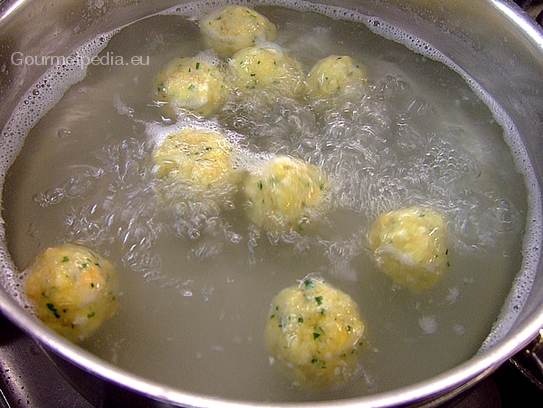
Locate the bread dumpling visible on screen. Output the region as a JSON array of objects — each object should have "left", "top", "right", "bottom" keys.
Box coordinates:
[
  {"left": 308, "top": 55, "right": 368, "bottom": 97},
  {"left": 368, "top": 206, "right": 449, "bottom": 291},
  {"left": 200, "top": 5, "right": 276, "bottom": 58},
  {"left": 228, "top": 46, "right": 307, "bottom": 98},
  {"left": 265, "top": 277, "right": 366, "bottom": 389},
  {"left": 24, "top": 244, "right": 118, "bottom": 342},
  {"left": 154, "top": 55, "right": 228, "bottom": 117},
  {"left": 152, "top": 127, "right": 238, "bottom": 198},
  {"left": 242, "top": 155, "right": 326, "bottom": 233}
]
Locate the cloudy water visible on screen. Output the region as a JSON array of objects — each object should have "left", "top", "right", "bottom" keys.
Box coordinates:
[{"left": 0, "top": 0, "right": 540, "bottom": 402}]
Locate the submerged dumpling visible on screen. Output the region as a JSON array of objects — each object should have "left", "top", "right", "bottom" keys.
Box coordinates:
[
  {"left": 153, "top": 55, "right": 228, "bottom": 117},
  {"left": 228, "top": 46, "right": 307, "bottom": 97},
  {"left": 200, "top": 5, "right": 277, "bottom": 58},
  {"left": 24, "top": 244, "right": 118, "bottom": 342},
  {"left": 368, "top": 206, "right": 449, "bottom": 291},
  {"left": 265, "top": 277, "right": 366, "bottom": 389},
  {"left": 308, "top": 55, "right": 368, "bottom": 97},
  {"left": 152, "top": 127, "right": 238, "bottom": 197},
  {"left": 242, "top": 155, "right": 326, "bottom": 233}
]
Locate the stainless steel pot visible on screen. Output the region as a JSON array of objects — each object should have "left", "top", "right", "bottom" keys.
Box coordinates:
[{"left": 1, "top": 0, "right": 543, "bottom": 406}]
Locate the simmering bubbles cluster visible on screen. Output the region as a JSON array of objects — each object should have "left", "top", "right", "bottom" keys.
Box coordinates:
[{"left": 147, "top": 4, "right": 449, "bottom": 389}]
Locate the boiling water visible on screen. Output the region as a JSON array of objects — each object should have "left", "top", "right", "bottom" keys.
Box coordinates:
[{"left": 0, "top": 0, "right": 540, "bottom": 403}]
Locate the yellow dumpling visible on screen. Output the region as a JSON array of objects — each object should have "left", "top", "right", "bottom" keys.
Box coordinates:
[
  {"left": 24, "top": 244, "right": 118, "bottom": 342},
  {"left": 242, "top": 155, "right": 326, "bottom": 233},
  {"left": 308, "top": 55, "right": 368, "bottom": 97},
  {"left": 200, "top": 5, "right": 277, "bottom": 58},
  {"left": 152, "top": 127, "right": 238, "bottom": 196},
  {"left": 228, "top": 46, "right": 307, "bottom": 97},
  {"left": 265, "top": 277, "right": 366, "bottom": 389},
  {"left": 153, "top": 56, "right": 228, "bottom": 117},
  {"left": 368, "top": 206, "right": 449, "bottom": 291}
]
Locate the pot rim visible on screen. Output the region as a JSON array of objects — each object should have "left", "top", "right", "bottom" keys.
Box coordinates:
[{"left": 1, "top": 0, "right": 543, "bottom": 406}]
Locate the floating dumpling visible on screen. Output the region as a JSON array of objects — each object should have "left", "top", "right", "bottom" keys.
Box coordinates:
[
  {"left": 152, "top": 127, "right": 238, "bottom": 199},
  {"left": 200, "top": 5, "right": 277, "bottom": 58},
  {"left": 368, "top": 206, "right": 449, "bottom": 291},
  {"left": 228, "top": 46, "right": 307, "bottom": 98},
  {"left": 153, "top": 55, "right": 228, "bottom": 117},
  {"left": 242, "top": 155, "right": 326, "bottom": 233},
  {"left": 265, "top": 277, "right": 366, "bottom": 389},
  {"left": 24, "top": 244, "right": 118, "bottom": 342},
  {"left": 308, "top": 55, "right": 368, "bottom": 97}
]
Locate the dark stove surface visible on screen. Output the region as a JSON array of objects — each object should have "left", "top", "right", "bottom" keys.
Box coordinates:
[{"left": 1, "top": 313, "right": 542, "bottom": 408}]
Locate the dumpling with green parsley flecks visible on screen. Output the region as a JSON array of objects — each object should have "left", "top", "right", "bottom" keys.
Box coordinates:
[
  {"left": 24, "top": 244, "right": 118, "bottom": 342},
  {"left": 153, "top": 53, "right": 228, "bottom": 117},
  {"left": 368, "top": 206, "right": 449, "bottom": 291},
  {"left": 200, "top": 5, "right": 277, "bottom": 58},
  {"left": 265, "top": 277, "right": 367, "bottom": 389},
  {"left": 242, "top": 155, "right": 327, "bottom": 233}
]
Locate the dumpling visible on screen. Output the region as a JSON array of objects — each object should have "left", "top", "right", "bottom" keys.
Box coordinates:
[
  {"left": 152, "top": 127, "right": 239, "bottom": 198},
  {"left": 242, "top": 155, "right": 326, "bottom": 233},
  {"left": 227, "top": 46, "right": 307, "bottom": 98},
  {"left": 153, "top": 55, "right": 228, "bottom": 117},
  {"left": 24, "top": 244, "right": 118, "bottom": 342},
  {"left": 308, "top": 55, "right": 368, "bottom": 97},
  {"left": 368, "top": 206, "right": 449, "bottom": 291},
  {"left": 265, "top": 277, "right": 366, "bottom": 388},
  {"left": 200, "top": 5, "right": 276, "bottom": 58}
]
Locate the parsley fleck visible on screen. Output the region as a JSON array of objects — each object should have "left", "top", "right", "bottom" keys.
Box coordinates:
[
  {"left": 303, "top": 279, "right": 314, "bottom": 288},
  {"left": 46, "top": 303, "right": 60, "bottom": 318},
  {"left": 315, "top": 296, "right": 323, "bottom": 305},
  {"left": 313, "top": 332, "right": 320, "bottom": 340}
]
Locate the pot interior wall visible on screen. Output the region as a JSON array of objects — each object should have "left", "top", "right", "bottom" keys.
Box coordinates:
[{"left": 0, "top": 0, "right": 542, "bottom": 406}]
